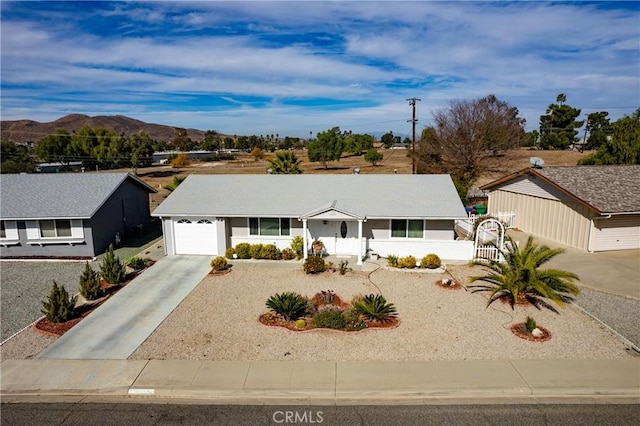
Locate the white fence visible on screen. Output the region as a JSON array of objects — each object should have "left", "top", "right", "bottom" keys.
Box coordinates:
[{"left": 455, "top": 211, "right": 515, "bottom": 240}]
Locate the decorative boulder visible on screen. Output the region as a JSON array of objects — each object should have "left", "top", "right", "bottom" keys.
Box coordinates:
[
  {"left": 442, "top": 278, "right": 451, "bottom": 285},
  {"left": 531, "top": 328, "right": 544, "bottom": 338}
]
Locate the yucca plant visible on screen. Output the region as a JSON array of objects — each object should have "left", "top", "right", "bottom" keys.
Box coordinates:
[
  {"left": 468, "top": 235, "right": 580, "bottom": 313},
  {"left": 354, "top": 294, "right": 398, "bottom": 322},
  {"left": 265, "top": 292, "right": 309, "bottom": 321}
]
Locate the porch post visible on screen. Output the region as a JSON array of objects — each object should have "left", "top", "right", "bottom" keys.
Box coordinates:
[
  {"left": 302, "top": 218, "right": 308, "bottom": 260},
  {"left": 357, "top": 219, "right": 363, "bottom": 265}
]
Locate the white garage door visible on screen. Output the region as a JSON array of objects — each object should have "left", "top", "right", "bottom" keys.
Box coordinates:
[
  {"left": 174, "top": 218, "right": 218, "bottom": 255},
  {"left": 592, "top": 216, "right": 640, "bottom": 251}
]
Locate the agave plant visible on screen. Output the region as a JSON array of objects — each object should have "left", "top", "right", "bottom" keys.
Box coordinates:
[
  {"left": 265, "top": 292, "right": 309, "bottom": 321},
  {"left": 354, "top": 294, "right": 398, "bottom": 322},
  {"left": 468, "top": 235, "right": 580, "bottom": 313}
]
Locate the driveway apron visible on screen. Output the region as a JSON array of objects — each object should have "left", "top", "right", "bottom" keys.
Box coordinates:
[{"left": 37, "top": 256, "right": 212, "bottom": 360}]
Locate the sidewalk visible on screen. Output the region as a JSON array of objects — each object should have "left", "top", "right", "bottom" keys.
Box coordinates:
[{"left": 1, "top": 358, "right": 638, "bottom": 404}]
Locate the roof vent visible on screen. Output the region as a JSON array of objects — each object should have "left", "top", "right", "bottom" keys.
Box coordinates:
[
  {"left": 529, "top": 157, "right": 544, "bottom": 169},
  {"left": 353, "top": 167, "right": 360, "bottom": 174}
]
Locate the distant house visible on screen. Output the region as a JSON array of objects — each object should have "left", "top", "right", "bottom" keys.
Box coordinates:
[
  {"left": 35, "top": 161, "right": 83, "bottom": 173},
  {"left": 480, "top": 165, "right": 640, "bottom": 252},
  {"left": 0, "top": 173, "right": 157, "bottom": 258},
  {"left": 153, "top": 174, "right": 474, "bottom": 264}
]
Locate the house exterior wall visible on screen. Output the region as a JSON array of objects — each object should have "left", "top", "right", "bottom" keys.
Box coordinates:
[
  {"left": 90, "top": 179, "right": 153, "bottom": 255},
  {"left": 0, "top": 219, "right": 95, "bottom": 258},
  {"left": 488, "top": 189, "right": 594, "bottom": 251}
]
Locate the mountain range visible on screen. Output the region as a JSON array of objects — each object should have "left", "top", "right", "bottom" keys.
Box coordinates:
[{"left": 1, "top": 114, "right": 207, "bottom": 144}]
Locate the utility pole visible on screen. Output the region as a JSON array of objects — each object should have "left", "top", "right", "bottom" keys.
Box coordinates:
[{"left": 406, "top": 98, "right": 421, "bottom": 174}]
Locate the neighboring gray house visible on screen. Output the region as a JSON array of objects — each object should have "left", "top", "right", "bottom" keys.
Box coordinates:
[
  {"left": 1, "top": 173, "right": 156, "bottom": 258},
  {"left": 481, "top": 165, "right": 640, "bottom": 252},
  {"left": 153, "top": 174, "right": 474, "bottom": 264}
]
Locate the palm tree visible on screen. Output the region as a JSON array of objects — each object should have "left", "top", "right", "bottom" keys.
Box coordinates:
[
  {"left": 163, "top": 175, "right": 186, "bottom": 193},
  {"left": 468, "top": 235, "right": 579, "bottom": 313},
  {"left": 267, "top": 151, "right": 302, "bottom": 174}
]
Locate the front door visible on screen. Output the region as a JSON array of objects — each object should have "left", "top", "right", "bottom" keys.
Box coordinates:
[{"left": 334, "top": 220, "right": 357, "bottom": 255}]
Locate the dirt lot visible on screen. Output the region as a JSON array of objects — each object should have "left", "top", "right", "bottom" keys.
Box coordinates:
[{"left": 114, "top": 147, "right": 590, "bottom": 210}]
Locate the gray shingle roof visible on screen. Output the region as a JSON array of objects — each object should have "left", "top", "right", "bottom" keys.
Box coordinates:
[
  {"left": 153, "top": 174, "right": 467, "bottom": 219},
  {"left": 1, "top": 173, "right": 156, "bottom": 219},
  {"left": 482, "top": 165, "right": 640, "bottom": 214},
  {"left": 535, "top": 165, "right": 640, "bottom": 213}
]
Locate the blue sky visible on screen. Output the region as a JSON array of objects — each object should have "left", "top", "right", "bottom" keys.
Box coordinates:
[{"left": 1, "top": 1, "right": 638, "bottom": 139}]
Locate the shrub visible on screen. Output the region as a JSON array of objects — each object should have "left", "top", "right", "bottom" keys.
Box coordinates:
[
  {"left": 210, "top": 256, "right": 228, "bottom": 271},
  {"left": 354, "top": 294, "right": 398, "bottom": 322},
  {"left": 41, "top": 281, "right": 76, "bottom": 323},
  {"left": 266, "top": 292, "right": 309, "bottom": 320},
  {"left": 338, "top": 260, "right": 350, "bottom": 275},
  {"left": 100, "top": 244, "right": 126, "bottom": 284},
  {"left": 170, "top": 152, "right": 190, "bottom": 168},
  {"left": 125, "top": 256, "right": 146, "bottom": 271},
  {"left": 397, "top": 255, "right": 417, "bottom": 269},
  {"left": 295, "top": 319, "right": 306, "bottom": 329},
  {"left": 312, "top": 310, "right": 347, "bottom": 330},
  {"left": 344, "top": 307, "right": 368, "bottom": 331},
  {"left": 235, "top": 243, "right": 251, "bottom": 259},
  {"left": 290, "top": 236, "right": 304, "bottom": 257},
  {"left": 303, "top": 256, "right": 325, "bottom": 274},
  {"left": 386, "top": 254, "right": 399, "bottom": 267},
  {"left": 260, "top": 244, "right": 281, "bottom": 260},
  {"left": 281, "top": 247, "right": 296, "bottom": 260},
  {"left": 421, "top": 253, "right": 442, "bottom": 269},
  {"left": 79, "top": 262, "right": 102, "bottom": 301},
  {"left": 525, "top": 316, "right": 537, "bottom": 333},
  {"left": 225, "top": 247, "right": 235, "bottom": 259},
  {"left": 249, "top": 244, "right": 263, "bottom": 259}
]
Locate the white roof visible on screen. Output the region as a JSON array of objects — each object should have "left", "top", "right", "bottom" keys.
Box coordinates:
[{"left": 153, "top": 174, "right": 467, "bottom": 220}]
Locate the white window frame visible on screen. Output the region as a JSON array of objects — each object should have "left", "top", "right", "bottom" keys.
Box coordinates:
[
  {"left": 0, "top": 220, "right": 19, "bottom": 242},
  {"left": 39, "top": 219, "right": 72, "bottom": 238},
  {"left": 25, "top": 219, "right": 84, "bottom": 244}
]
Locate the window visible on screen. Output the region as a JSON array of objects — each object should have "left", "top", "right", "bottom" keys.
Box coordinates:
[
  {"left": 249, "top": 218, "right": 291, "bottom": 236},
  {"left": 177, "top": 219, "right": 192, "bottom": 224},
  {"left": 0, "top": 221, "right": 5, "bottom": 239},
  {"left": 391, "top": 219, "right": 423, "bottom": 238},
  {"left": 39, "top": 219, "right": 72, "bottom": 238},
  {"left": 197, "top": 219, "right": 212, "bottom": 224}
]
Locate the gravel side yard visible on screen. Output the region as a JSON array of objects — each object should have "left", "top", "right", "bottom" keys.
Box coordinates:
[{"left": 128, "top": 263, "right": 633, "bottom": 362}]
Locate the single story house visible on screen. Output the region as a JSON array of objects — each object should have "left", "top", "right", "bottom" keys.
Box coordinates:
[
  {"left": 480, "top": 165, "right": 640, "bottom": 252},
  {"left": 0, "top": 172, "right": 157, "bottom": 258},
  {"left": 152, "top": 174, "right": 474, "bottom": 264}
]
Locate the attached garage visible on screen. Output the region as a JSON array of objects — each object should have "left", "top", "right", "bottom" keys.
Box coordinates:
[
  {"left": 591, "top": 216, "right": 640, "bottom": 251},
  {"left": 482, "top": 165, "right": 640, "bottom": 252},
  {"left": 172, "top": 218, "right": 220, "bottom": 255}
]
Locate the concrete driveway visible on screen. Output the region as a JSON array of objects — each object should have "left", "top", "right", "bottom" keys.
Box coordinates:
[
  {"left": 507, "top": 230, "right": 640, "bottom": 300},
  {"left": 37, "top": 256, "right": 212, "bottom": 360}
]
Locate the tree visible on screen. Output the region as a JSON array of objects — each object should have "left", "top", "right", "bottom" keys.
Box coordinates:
[
  {"left": 307, "top": 127, "right": 345, "bottom": 168},
  {"left": 172, "top": 128, "right": 193, "bottom": 151},
  {"left": 344, "top": 133, "right": 375, "bottom": 154},
  {"left": 364, "top": 148, "right": 383, "bottom": 166},
  {"left": 41, "top": 281, "right": 76, "bottom": 323},
  {"left": 201, "top": 130, "right": 221, "bottom": 151},
  {"left": 35, "top": 130, "right": 73, "bottom": 166},
  {"left": 578, "top": 109, "right": 640, "bottom": 165},
  {"left": 100, "top": 244, "right": 126, "bottom": 285},
  {"left": 170, "top": 152, "right": 190, "bottom": 168},
  {"left": 584, "top": 112, "right": 613, "bottom": 150},
  {"left": 539, "top": 93, "right": 583, "bottom": 149},
  {"left": 251, "top": 146, "right": 264, "bottom": 161},
  {"left": 267, "top": 151, "right": 302, "bottom": 174},
  {"left": 417, "top": 94, "right": 526, "bottom": 183},
  {"left": 164, "top": 175, "right": 186, "bottom": 193},
  {"left": 79, "top": 262, "right": 102, "bottom": 301},
  {"left": 381, "top": 131, "right": 400, "bottom": 149},
  {"left": 468, "top": 236, "right": 580, "bottom": 313},
  {"left": 128, "top": 131, "right": 155, "bottom": 172},
  {"left": 1, "top": 141, "right": 35, "bottom": 173}
]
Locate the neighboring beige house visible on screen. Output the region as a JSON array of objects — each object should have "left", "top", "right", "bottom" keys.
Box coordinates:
[{"left": 480, "top": 165, "right": 640, "bottom": 252}]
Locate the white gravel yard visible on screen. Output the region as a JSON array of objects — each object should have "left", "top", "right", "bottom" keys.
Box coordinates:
[{"left": 128, "top": 262, "right": 633, "bottom": 362}]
